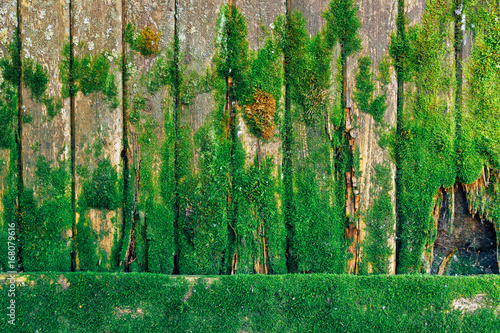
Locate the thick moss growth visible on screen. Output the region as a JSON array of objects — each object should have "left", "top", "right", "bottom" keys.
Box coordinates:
[
  {"left": 6, "top": 273, "right": 500, "bottom": 332},
  {"left": 22, "top": 59, "right": 48, "bottom": 100},
  {"left": 354, "top": 56, "right": 389, "bottom": 125},
  {"left": 125, "top": 23, "right": 161, "bottom": 57},
  {"left": 0, "top": 30, "right": 21, "bottom": 87},
  {"left": 16, "top": 156, "right": 72, "bottom": 271},
  {"left": 178, "top": 121, "right": 230, "bottom": 275},
  {"left": 244, "top": 90, "right": 276, "bottom": 140},
  {"left": 280, "top": 8, "right": 349, "bottom": 273},
  {"left": 0, "top": 32, "right": 19, "bottom": 272},
  {"left": 0, "top": 76, "right": 17, "bottom": 150},
  {"left": 392, "top": 0, "right": 456, "bottom": 273},
  {"left": 75, "top": 213, "right": 98, "bottom": 271},
  {"left": 360, "top": 163, "right": 395, "bottom": 274},
  {"left": 0, "top": 33, "right": 20, "bottom": 149},
  {"left": 294, "top": 156, "right": 345, "bottom": 273},
  {"left": 22, "top": 58, "right": 63, "bottom": 118},
  {"left": 243, "top": 20, "right": 283, "bottom": 139},
  {"left": 0, "top": 152, "right": 17, "bottom": 272},
  {"left": 213, "top": 4, "right": 251, "bottom": 104},
  {"left": 459, "top": 5, "right": 500, "bottom": 184},
  {"left": 324, "top": 0, "right": 362, "bottom": 111},
  {"left": 82, "top": 158, "right": 119, "bottom": 211},
  {"left": 60, "top": 41, "right": 119, "bottom": 108}
]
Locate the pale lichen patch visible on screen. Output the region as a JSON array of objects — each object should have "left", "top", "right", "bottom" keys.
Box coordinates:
[
  {"left": 114, "top": 307, "right": 145, "bottom": 318},
  {"left": 452, "top": 294, "right": 487, "bottom": 313},
  {"left": 57, "top": 275, "right": 70, "bottom": 291}
]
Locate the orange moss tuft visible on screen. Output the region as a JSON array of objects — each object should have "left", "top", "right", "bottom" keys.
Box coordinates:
[
  {"left": 244, "top": 90, "right": 276, "bottom": 141},
  {"left": 137, "top": 26, "right": 160, "bottom": 56}
]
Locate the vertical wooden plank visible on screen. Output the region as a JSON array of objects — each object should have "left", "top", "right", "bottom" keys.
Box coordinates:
[
  {"left": 348, "top": 0, "right": 398, "bottom": 274},
  {"left": 238, "top": 0, "right": 284, "bottom": 168},
  {"left": 175, "top": 0, "right": 225, "bottom": 274},
  {"left": 19, "top": 0, "right": 72, "bottom": 271},
  {"left": 0, "top": 0, "right": 18, "bottom": 272},
  {"left": 290, "top": 0, "right": 328, "bottom": 36},
  {"left": 178, "top": 0, "right": 224, "bottom": 133},
  {"left": 73, "top": 0, "right": 123, "bottom": 270},
  {"left": 235, "top": 0, "right": 286, "bottom": 274},
  {"left": 125, "top": 0, "right": 175, "bottom": 272}
]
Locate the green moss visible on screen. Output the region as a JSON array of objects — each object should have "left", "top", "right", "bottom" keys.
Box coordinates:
[
  {"left": 0, "top": 148, "right": 17, "bottom": 272},
  {"left": 0, "top": 29, "right": 21, "bottom": 87},
  {"left": 43, "top": 96, "right": 63, "bottom": 119},
  {"left": 35, "top": 155, "right": 70, "bottom": 198},
  {"left": 81, "top": 158, "right": 119, "bottom": 211},
  {"left": 76, "top": 155, "right": 120, "bottom": 271},
  {"left": 389, "top": 0, "right": 411, "bottom": 82},
  {"left": 60, "top": 41, "right": 119, "bottom": 108},
  {"left": 8, "top": 273, "right": 500, "bottom": 332},
  {"left": 360, "top": 163, "right": 395, "bottom": 274},
  {"left": 301, "top": 32, "right": 334, "bottom": 125},
  {"left": 0, "top": 84, "right": 17, "bottom": 149},
  {"left": 458, "top": 5, "right": 500, "bottom": 183},
  {"left": 75, "top": 214, "right": 99, "bottom": 271},
  {"left": 130, "top": 95, "right": 146, "bottom": 124},
  {"left": 213, "top": 4, "right": 252, "bottom": 104},
  {"left": 13, "top": 156, "right": 72, "bottom": 271},
  {"left": 323, "top": 0, "right": 362, "bottom": 57},
  {"left": 23, "top": 59, "right": 48, "bottom": 100},
  {"left": 140, "top": 113, "right": 174, "bottom": 274},
  {"left": 294, "top": 157, "right": 345, "bottom": 273},
  {"left": 354, "top": 56, "right": 388, "bottom": 125},
  {"left": 0, "top": 34, "right": 20, "bottom": 149},
  {"left": 22, "top": 113, "right": 32, "bottom": 124},
  {"left": 22, "top": 57, "right": 63, "bottom": 119},
  {"left": 242, "top": 19, "right": 284, "bottom": 139},
  {"left": 248, "top": 19, "right": 284, "bottom": 103},
  {"left": 354, "top": 57, "right": 374, "bottom": 115},
  {"left": 393, "top": 0, "right": 456, "bottom": 273},
  {"left": 176, "top": 125, "right": 226, "bottom": 275},
  {"left": 282, "top": 10, "right": 309, "bottom": 108},
  {"left": 125, "top": 23, "right": 161, "bottom": 57}
]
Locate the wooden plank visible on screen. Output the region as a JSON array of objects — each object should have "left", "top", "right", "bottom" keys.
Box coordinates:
[{"left": 73, "top": 0, "right": 123, "bottom": 269}]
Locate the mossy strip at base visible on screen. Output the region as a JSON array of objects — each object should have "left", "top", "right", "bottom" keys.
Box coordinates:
[{"left": 2, "top": 273, "right": 500, "bottom": 332}]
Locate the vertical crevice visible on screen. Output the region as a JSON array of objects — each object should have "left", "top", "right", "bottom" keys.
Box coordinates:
[
  {"left": 122, "top": 0, "right": 134, "bottom": 273},
  {"left": 142, "top": 201, "right": 149, "bottom": 272},
  {"left": 394, "top": 0, "right": 406, "bottom": 274},
  {"left": 454, "top": 1, "right": 463, "bottom": 153},
  {"left": 345, "top": 106, "right": 360, "bottom": 274},
  {"left": 283, "top": 0, "right": 296, "bottom": 273},
  {"left": 224, "top": 0, "right": 238, "bottom": 275},
  {"left": 172, "top": 0, "right": 181, "bottom": 275},
  {"left": 69, "top": 0, "right": 77, "bottom": 272},
  {"left": 15, "top": 0, "right": 24, "bottom": 271}
]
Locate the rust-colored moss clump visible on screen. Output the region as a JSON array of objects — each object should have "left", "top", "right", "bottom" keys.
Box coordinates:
[
  {"left": 137, "top": 26, "right": 160, "bottom": 56},
  {"left": 125, "top": 24, "right": 161, "bottom": 57},
  {"left": 244, "top": 89, "right": 276, "bottom": 140}
]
